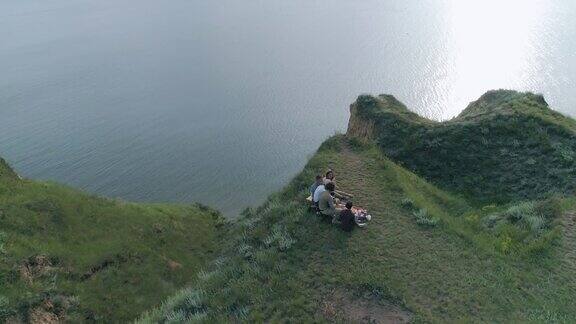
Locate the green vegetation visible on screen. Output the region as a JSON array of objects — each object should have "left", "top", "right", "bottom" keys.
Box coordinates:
[
  {"left": 5, "top": 89, "right": 576, "bottom": 322},
  {"left": 0, "top": 158, "right": 17, "bottom": 181},
  {"left": 0, "top": 162, "right": 224, "bottom": 322},
  {"left": 411, "top": 208, "right": 439, "bottom": 227},
  {"left": 141, "top": 134, "right": 576, "bottom": 322},
  {"left": 348, "top": 90, "right": 576, "bottom": 203}
]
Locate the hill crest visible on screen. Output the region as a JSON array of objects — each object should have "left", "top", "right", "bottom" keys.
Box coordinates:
[{"left": 347, "top": 90, "right": 576, "bottom": 202}]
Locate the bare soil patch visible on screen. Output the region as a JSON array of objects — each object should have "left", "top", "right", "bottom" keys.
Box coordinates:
[{"left": 19, "top": 255, "right": 57, "bottom": 284}]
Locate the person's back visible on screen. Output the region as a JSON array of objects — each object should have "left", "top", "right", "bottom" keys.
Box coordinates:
[
  {"left": 310, "top": 175, "right": 323, "bottom": 199},
  {"left": 313, "top": 184, "right": 326, "bottom": 203},
  {"left": 318, "top": 190, "right": 336, "bottom": 216},
  {"left": 318, "top": 182, "right": 338, "bottom": 217},
  {"left": 318, "top": 190, "right": 334, "bottom": 215},
  {"left": 339, "top": 202, "right": 355, "bottom": 232}
]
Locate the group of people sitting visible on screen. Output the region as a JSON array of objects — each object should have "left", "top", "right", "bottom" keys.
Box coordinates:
[{"left": 309, "top": 170, "right": 356, "bottom": 232}]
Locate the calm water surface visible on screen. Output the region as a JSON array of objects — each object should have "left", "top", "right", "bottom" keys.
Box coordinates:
[{"left": 1, "top": 0, "right": 575, "bottom": 216}]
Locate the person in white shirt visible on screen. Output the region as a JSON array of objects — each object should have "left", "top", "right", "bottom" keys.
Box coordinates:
[{"left": 313, "top": 183, "right": 326, "bottom": 206}]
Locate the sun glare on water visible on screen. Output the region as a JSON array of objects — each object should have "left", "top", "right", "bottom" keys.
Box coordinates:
[{"left": 440, "top": 0, "right": 548, "bottom": 117}]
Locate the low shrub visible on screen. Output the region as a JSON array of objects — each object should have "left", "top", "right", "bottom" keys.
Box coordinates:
[{"left": 503, "top": 201, "right": 536, "bottom": 224}]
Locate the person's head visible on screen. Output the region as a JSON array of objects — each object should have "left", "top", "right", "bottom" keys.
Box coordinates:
[
  {"left": 345, "top": 201, "right": 353, "bottom": 210},
  {"left": 315, "top": 175, "right": 323, "bottom": 184},
  {"left": 325, "top": 170, "right": 334, "bottom": 180},
  {"left": 325, "top": 182, "right": 335, "bottom": 192}
]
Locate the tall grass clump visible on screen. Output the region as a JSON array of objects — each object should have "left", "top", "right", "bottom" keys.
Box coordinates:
[
  {"left": 413, "top": 208, "right": 438, "bottom": 227},
  {"left": 483, "top": 198, "right": 562, "bottom": 255},
  {"left": 400, "top": 198, "right": 415, "bottom": 209},
  {"left": 399, "top": 197, "right": 438, "bottom": 227},
  {"left": 486, "top": 198, "right": 561, "bottom": 234}
]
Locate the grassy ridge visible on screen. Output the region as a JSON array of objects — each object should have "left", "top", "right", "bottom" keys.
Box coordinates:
[
  {"left": 349, "top": 90, "right": 576, "bottom": 203},
  {"left": 0, "top": 162, "right": 224, "bottom": 322},
  {"left": 141, "top": 136, "right": 576, "bottom": 322}
]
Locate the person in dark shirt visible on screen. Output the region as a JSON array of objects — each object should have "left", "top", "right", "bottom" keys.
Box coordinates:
[
  {"left": 339, "top": 201, "right": 355, "bottom": 232},
  {"left": 323, "top": 169, "right": 335, "bottom": 185}
]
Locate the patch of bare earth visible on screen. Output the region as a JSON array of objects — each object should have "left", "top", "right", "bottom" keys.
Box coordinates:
[
  {"left": 29, "top": 307, "right": 59, "bottom": 324},
  {"left": 9, "top": 298, "right": 70, "bottom": 324},
  {"left": 28, "top": 296, "right": 76, "bottom": 324},
  {"left": 321, "top": 289, "right": 412, "bottom": 324},
  {"left": 80, "top": 253, "right": 136, "bottom": 280},
  {"left": 19, "top": 255, "right": 57, "bottom": 285}
]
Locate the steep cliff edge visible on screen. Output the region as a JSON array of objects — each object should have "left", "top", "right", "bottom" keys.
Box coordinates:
[
  {"left": 0, "top": 158, "right": 17, "bottom": 180},
  {"left": 346, "top": 100, "right": 375, "bottom": 142},
  {"left": 346, "top": 94, "right": 433, "bottom": 142},
  {"left": 347, "top": 90, "right": 576, "bottom": 203}
]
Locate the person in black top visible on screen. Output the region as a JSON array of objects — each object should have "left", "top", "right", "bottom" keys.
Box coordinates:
[{"left": 339, "top": 201, "right": 355, "bottom": 232}]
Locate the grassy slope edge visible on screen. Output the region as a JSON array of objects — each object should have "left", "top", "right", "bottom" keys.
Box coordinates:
[
  {"left": 139, "top": 135, "right": 576, "bottom": 322},
  {"left": 0, "top": 161, "right": 224, "bottom": 322}
]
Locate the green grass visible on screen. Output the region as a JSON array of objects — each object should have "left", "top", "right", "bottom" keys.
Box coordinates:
[
  {"left": 141, "top": 136, "right": 576, "bottom": 322},
  {"left": 349, "top": 90, "right": 576, "bottom": 203},
  {"left": 6, "top": 90, "right": 576, "bottom": 322},
  {"left": 0, "top": 164, "right": 224, "bottom": 322}
]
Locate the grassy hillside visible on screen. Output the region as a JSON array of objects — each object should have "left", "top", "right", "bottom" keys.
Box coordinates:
[
  {"left": 140, "top": 135, "right": 576, "bottom": 322},
  {"left": 347, "top": 90, "right": 576, "bottom": 203},
  {"left": 6, "top": 90, "right": 576, "bottom": 322},
  {"left": 0, "top": 161, "right": 224, "bottom": 322}
]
